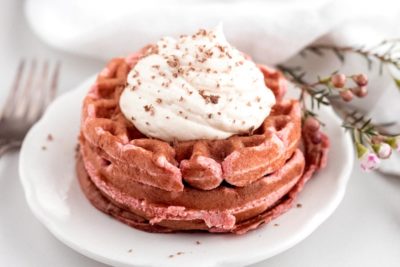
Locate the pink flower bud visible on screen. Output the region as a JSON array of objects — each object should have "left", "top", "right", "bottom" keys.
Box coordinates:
[
  {"left": 371, "top": 135, "right": 384, "bottom": 144},
  {"left": 352, "top": 86, "right": 368, "bottom": 98},
  {"left": 384, "top": 136, "right": 400, "bottom": 151},
  {"left": 304, "top": 117, "right": 320, "bottom": 132},
  {"left": 360, "top": 152, "right": 380, "bottom": 172},
  {"left": 375, "top": 143, "right": 392, "bottom": 159},
  {"left": 331, "top": 73, "right": 346, "bottom": 88},
  {"left": 340, "top": 90, "right": 354, "bottom": 102},
  {"left": 352, "top": 74, "right": 368, "bottom": 86}
]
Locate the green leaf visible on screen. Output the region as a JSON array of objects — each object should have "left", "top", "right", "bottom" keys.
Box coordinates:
[
  {"left": 361, "top": 118, "right": 372, "bottom": 130},
  {"left": 309, "top": 47, "right": 324, "bottom": 56},
  {"left": 333, "top": 48, "right": 345, "bottom": 63},
  {"left": 394, "top": 78, "right": 400, "bottom": 90},
  {"left": 365, "top": 56, "right": 373, "bottom": 71}
]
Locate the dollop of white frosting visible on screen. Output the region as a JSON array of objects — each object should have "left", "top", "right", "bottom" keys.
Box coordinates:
[{"left": 119, "top": 25, "right": 276, "bottom": 142}]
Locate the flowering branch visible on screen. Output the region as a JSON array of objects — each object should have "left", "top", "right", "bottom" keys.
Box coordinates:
[
  {"left": 302, "top": 39, "right": 400, "bottom": 90},
  {"left": 277, "top": 62, "right": 400, "bottom": 171},
  {"left": 278, "top": 64, "right": 368, "bottom": 115}
]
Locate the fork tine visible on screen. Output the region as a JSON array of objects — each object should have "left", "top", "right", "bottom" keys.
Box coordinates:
[
  {"left": 37, "top": 61, "right": 60, "bottom": 118},
  {"left": 28, "top": 61, "right": 49, "bottom": 122},
  {"left": 47, "top": 61, "right": 60, "bottom": 105},
  {"left": 16, "top": 59, "right": 37, "bottom": 118},
  {"left": 1, "top": 60, "right": 25, "bottom": 119}
]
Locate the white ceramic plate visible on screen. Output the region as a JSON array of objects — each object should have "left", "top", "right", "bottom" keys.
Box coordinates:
[{"left": 19, "top": 76, "right": 353, "bottom": 267}]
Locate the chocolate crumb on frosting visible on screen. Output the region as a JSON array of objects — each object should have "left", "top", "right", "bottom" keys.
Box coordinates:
[
  {"left": 144, "top": 105, "right": 155, "bottom": 115},
  {"left": 199, "top": 90, "right": 220, "bottom": 104}
]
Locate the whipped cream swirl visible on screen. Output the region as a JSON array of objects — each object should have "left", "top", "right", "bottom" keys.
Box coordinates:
[{"left": 119, "top": 25, "right": 276, "bottom": 141}]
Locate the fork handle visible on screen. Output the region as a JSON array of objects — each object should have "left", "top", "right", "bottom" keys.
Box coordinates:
[{"left": 0, "top": 140, "right": 21, "bottom": 157}]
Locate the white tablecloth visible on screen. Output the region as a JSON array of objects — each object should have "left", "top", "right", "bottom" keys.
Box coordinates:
[{"left": 1, "top": 1, "right": 400, "bottom": 266}]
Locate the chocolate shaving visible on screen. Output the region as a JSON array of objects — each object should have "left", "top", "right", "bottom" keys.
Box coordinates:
[
  {"left": 199, "top": 90, "right": 220, "bottom": 104},
  {"left": 143, "top": 105, "right": 155, "bottom": 115},
  {"left": 167, "top": 56, "right": 179, "bottom": 68},
  {"left": 132, "top": 71, "right": 139, "bottom": 78}
]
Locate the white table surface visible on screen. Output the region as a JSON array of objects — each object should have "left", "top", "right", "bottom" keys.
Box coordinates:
[{"left": 1, "top": 1, "right": 400, "bottom": 266}]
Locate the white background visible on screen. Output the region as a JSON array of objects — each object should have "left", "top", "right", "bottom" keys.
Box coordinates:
[{"left": 1, "top": 1, "right": 400, "bottom": 266}]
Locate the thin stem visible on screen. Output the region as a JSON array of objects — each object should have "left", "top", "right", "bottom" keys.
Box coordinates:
[{"left": 307, "top": 44, "right": 400, "bottom": 68}]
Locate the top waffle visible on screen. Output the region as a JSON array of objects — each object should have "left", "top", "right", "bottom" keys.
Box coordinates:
[{"left": 81, "top": 52, "right": 301, "bottom": 192}]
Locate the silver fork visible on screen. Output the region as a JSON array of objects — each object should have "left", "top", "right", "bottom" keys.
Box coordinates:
[{"left": 0, "top": 59, "right": 60, "bottom": 157}]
